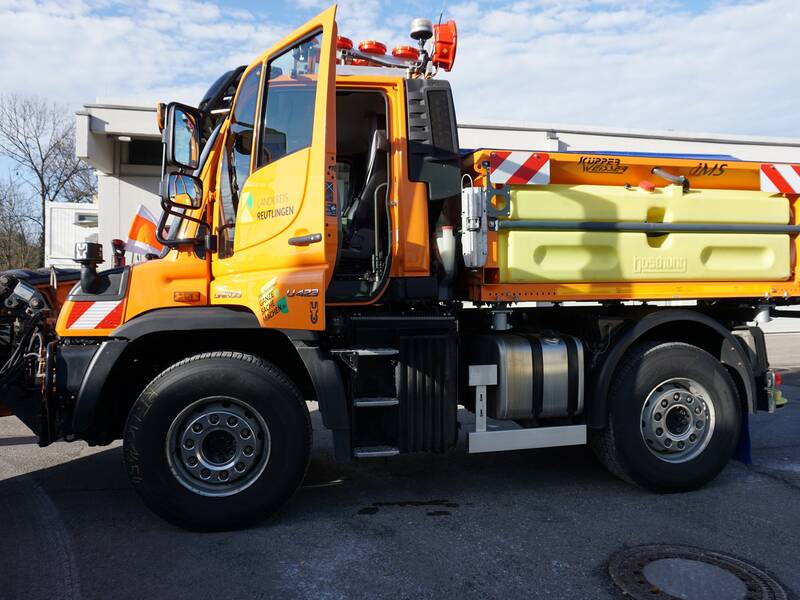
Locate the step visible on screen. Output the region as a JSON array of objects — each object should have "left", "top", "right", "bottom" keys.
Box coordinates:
[
  {"left": 330, "top": 348, "right": 399, "bottom": 357},
  {"left": 353, "top": 397, "right": 399, "bottom": 408},
  {"left": 468, "top": 424, "right": 586, "bottom": 454},
  {"left": 353, "top": 446, "right": 400, "bottom": 458}
]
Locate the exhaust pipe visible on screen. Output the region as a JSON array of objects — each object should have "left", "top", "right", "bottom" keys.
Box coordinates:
[{"left": 73, "top": 242, "right": 104, "bottom": 294}]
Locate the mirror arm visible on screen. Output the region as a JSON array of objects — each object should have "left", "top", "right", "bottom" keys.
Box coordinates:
[
  {"left": 204, "top": 232, "right": 218, "bottom": 253},
  {"left": 156, "top": 200, "right": 211, "bottom": 248}
]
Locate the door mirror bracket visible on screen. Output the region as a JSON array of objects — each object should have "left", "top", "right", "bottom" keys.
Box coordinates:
[{"left": 157, "top": 172, "right": 210, "bottom": 247}]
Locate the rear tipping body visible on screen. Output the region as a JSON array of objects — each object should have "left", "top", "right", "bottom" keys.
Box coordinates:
[
  {"left": 459, "top": 151, "right": 800, "bottom": 303},
  {"left": 0, "top": 4, "right": 795, "bottom": 528}
]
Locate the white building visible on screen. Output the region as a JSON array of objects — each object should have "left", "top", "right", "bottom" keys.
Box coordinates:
[
  {"left": 74, "top": 103, "right": 163, "bottom": 268},
  {"left": 44, "top": 201, "right": 99, "bottom": 268}
]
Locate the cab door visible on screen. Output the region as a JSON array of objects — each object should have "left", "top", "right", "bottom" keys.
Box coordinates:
[{"left": 210, "top": 6, "right": 337, "bottom": 331}]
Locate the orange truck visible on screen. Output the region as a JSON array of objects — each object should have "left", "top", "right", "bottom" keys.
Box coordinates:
[{"left": 0, "top": 6, "right": 795, "bottom": 529}]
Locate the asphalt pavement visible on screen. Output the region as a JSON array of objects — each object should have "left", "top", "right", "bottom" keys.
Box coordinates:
[{"left": 1, "top": 334, "right": 799, "bottom": 599}]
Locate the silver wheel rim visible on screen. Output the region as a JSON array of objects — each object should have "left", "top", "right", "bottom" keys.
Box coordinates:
[
  {"left": 639, "top": 377, "right": 715, "bottom": 464},
  {"left": 166, "top": 396, "right": 271, "bottom": 497}
]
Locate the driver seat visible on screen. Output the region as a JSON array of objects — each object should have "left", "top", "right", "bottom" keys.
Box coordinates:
[{"left": 341, "top": 124, "right": 388, "bottom": 260}]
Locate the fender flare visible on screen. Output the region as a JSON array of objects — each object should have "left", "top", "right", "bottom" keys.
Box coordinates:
[
  {"left": 588, "top": 309, "right": 755, "bottom": 429},
  {"left": 71, "top": 307, "right": 349, "bottom": 456}
]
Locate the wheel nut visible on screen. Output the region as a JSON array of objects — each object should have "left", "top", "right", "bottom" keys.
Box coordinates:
[
  {"left": 227, "top": 416, "right": 238, "bottom": 427},
  {"left": 200, "top": 468, "right": 211, "bottom": 479},
  {"left": 219, "top": 471, "right": 229, "bottom": 481},
  {"left": 656, "top": 427, "right": 664, "bottom": 436},
  {"left": 187, "top": 456, "right": 198, "bottom": 466},
  {"left": 209, "top": 414, "right": 219, "bottom": 425},
  {"left": 661, "top": 399, "right": 668, "bottom": 408},
  {"left": 677, "top": 441, "right": 685, "bottom": 449},
  {"left": 184, "top": 439, "right": 195, "bottom": 449},
  {"left": 689, "top": 434, "right": 697, "bottom": 442},
  {"left": 686, "top": 397, "right": 693, "bottom": 404},
  {"left": 192, "top": 423, "right": 203, "bottom": 433},
  {"left": 244, "top": 446, "right": 254, "bottom": 456},
  {"left": 695, "top": 406, "right": 702, "bottom": 414},
  {"left": 664, "top": 439, "right": 673, "bottom": 447},
  {"left": 241, "top": 429, "right": 251, "bottom": 439},
  {"left": 654, "top": 413, "right": 662, "bottom": 421},
  {"left": 673, "top": 393, "right": 680, "bottom": 401},
  {"left": 235, "top": 462, "right": 246, "bottom": 472}
]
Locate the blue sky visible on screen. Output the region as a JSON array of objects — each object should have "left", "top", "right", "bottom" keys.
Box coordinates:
[{"left": 0, "top": 0, "right": 798, "bottom": 138}]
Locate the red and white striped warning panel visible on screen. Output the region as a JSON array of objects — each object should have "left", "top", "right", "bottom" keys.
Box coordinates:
[
  {"left": 489, "top": 151, "right": 550, "bottom": 185},
  {"left": 760, "top": 163, "right": 800, "bottom": 194},
  {"left": 66, "top": 300, "right": 124, "bottom": 330}
]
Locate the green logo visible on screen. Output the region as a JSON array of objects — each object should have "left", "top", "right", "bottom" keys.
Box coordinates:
[{"left": 276, "top": 295, "right": 289, "bottom": 314}]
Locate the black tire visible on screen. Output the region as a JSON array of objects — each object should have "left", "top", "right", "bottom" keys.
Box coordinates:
[
  {"left": 123, "top": 351, "right": 311, "bottom": 530},
  {"left": 590, "top": 342, "right": 741, "bottom": 492}
]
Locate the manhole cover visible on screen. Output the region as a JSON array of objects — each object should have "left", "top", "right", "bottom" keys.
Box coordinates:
[{"left": 608, "top": 545, "right": 787, "bottom": 600}]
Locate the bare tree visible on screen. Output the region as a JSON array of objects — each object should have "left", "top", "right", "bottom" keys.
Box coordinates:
[
  {"left": 0, "top": 180, "right": 40, "bottom": 271},
  {"left": 0, "top": 94, "right": 97, "bottom": 266}
]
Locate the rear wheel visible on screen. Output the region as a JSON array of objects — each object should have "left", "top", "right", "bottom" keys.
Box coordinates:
[
  {"left": 591, "top": 342, "right": 741, "bottom": 492},
  {"left": 123, "top": 351, "right": 311, "bottom": 530}
]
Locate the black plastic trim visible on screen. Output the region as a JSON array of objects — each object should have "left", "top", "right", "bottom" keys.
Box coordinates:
[
  {"left": 68, "top": 266, "right": 130, "bottom": 301},
  {"left": 291, "top": 340, "right": 351, "bottom": 462},
  {"left": 72, "top": 339, "right": 127, "bottom": 432},
  {"left": 112, "top": 306, "right": 260, "bottom": 339},
  {"left": 404, "top": 78, "right": 461, "bottom": 202}
]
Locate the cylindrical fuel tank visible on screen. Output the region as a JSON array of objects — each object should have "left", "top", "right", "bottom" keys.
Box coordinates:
[{"left": 469, "top": 333, "right": 584, "bottom": 420}]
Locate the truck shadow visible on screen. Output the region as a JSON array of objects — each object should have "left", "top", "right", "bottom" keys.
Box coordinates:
[{"left": 0, "top": 408, "right": 617, "bottom": 532}]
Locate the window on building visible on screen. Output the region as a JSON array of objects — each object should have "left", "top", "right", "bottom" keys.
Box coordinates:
[{"left": 125, "top": 139, "right": 162, "bottom": 166}]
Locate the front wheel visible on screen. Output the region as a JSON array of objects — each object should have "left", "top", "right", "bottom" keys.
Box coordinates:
[
  {"left": 591, "top": 342, "right": 741, "bottom": 492},
  {"left": 123, "top": 351, "right": 311, "bottom": 530}
]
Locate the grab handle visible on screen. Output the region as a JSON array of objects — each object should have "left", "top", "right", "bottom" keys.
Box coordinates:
[{"left": 288, "top": 233, "right": 323, "bottom": 247}]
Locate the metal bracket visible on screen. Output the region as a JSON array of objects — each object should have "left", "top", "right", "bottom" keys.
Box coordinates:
[
  {"left": 468, "top": 364, "right": 498, "bottom": 433},
  {"left": 482, "top": 160, "right": 511, "bottom": 218}
]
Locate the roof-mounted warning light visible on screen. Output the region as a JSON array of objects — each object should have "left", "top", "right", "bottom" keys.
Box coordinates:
[
  {"left": 352, "top": 40, "right": 386, "bottom": 66},
  {"left": 392, "top": 45, "right": 420, "bottom": 61},
  {"left": 359, "top": 40, "right": 387, "bottom": 55}
]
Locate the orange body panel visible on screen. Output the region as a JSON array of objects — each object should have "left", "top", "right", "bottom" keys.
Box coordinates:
[{"left": 124, "top": 249, "right": 209, "bottom": 319}]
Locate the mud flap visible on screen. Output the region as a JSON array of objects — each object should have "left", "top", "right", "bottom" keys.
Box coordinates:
[{"left": 733, "top": 411, "right": 752, "bottom": 464}]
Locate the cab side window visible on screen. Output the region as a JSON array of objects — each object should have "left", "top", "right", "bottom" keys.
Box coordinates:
[
  {"left": 258, "top": 34, "right": 320, "bottom": 167},
  {"left": 218, "top": 65, "right": 262, "bottom": 258}
]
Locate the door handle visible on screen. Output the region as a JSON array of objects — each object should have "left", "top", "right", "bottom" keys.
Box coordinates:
[{"left": 288, "top": 233, "right": 323, "bottom": 247}]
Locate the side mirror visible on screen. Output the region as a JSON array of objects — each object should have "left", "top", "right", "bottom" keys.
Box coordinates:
[
  {"left": 162, "top": 172, "right": 203, "bottom": 210},
  {"left": 164, "top": 102, "right": 201, "bottom": 170}
]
